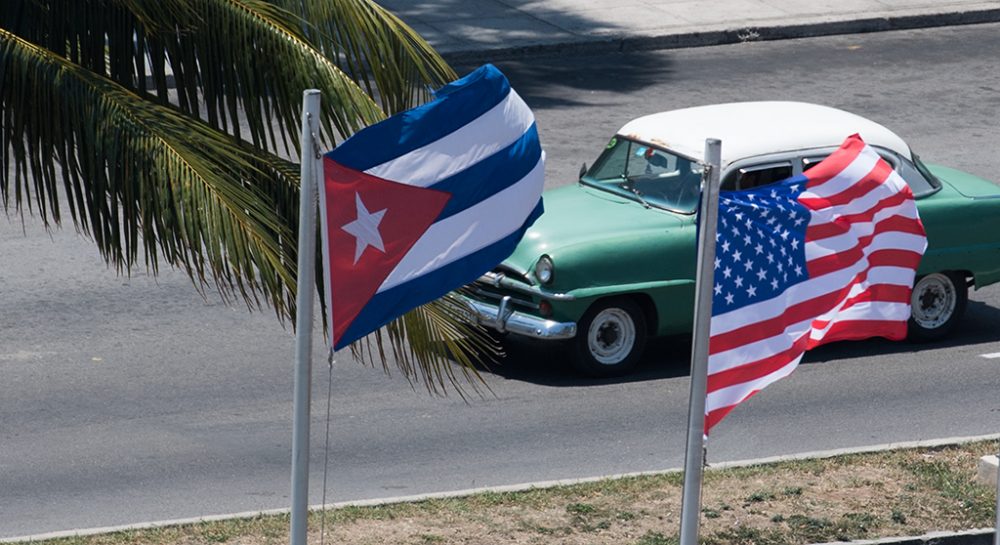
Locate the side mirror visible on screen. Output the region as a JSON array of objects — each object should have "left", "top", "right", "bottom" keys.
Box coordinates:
[{"left": 578, "top": 163, "right": 588, "bottom": 180}]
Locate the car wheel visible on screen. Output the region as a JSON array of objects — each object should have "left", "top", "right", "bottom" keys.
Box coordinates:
[
  {"left": 572, "top": 298, "right": 647, "bottom": 377},
  {"left": 908, "top": 272, "right": 968, "bottom": 342}
]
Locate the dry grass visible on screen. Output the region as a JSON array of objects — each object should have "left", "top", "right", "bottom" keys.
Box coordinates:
[{"left": 37, "top": 441, "right": 998, "bottom": 545}]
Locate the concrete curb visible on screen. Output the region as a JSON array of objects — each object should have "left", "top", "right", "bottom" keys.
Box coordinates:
[
  {"left": 814, "top": 528, "right": 995, "bottom": 545},
  {"left": 4, "top": 433, "right": 999, "bottom": 544},
  {"left": 442, "top": 7, "right": 1000, "bottom": 64}
]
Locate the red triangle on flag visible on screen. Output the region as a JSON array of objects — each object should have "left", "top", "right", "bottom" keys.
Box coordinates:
[{"left": 321, "top": 159, "right": 451, "bottom": 347}]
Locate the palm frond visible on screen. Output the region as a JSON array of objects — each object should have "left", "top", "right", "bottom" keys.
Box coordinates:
[
  {"left": 159, "top": 0, "right": 386, "bottom": 150},
  {"left": 1, "top": 1, "right": 498, "bottom": 392},
  {"left": 1, "top": 0, "right": 386, "bottom": 152},
  {"left": 1, "top": 28, "right": 299, "bottom": 316},
  {"left": 351, "top": 293, "right": 500, "bottom": 398},
  {"left": 0, "top": 1, "right": 200, "bottom": 95}
]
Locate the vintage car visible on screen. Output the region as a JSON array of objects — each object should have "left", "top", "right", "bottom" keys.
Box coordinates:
[{"left": 460, "top": 102, "right": 1000, "bottom": 376}]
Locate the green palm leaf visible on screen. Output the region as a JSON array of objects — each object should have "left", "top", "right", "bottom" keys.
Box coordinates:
[
  {"left": 1, "top": 27, "right": 299, "bottom": 315},
  {"left": 353, "top": 292, "right": 500, "bottom": 398},
  {"left": 1, "top": 0, "right": 454, "bottom": 148},
  {"left": 1, "top": 1, "right": 499, "bottom": 392}
]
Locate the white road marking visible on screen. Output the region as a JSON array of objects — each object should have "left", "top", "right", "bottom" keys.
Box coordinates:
[
  {"left": 980, "top": 352, "right": 1000, "bottom": 359},
  {"left": 0, "top": 350, "right": 56, "bottom": 361}
]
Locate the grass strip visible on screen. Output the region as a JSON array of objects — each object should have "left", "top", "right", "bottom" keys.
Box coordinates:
[{"left": 22, "top": 440, "right": 998, "bottom": 545}]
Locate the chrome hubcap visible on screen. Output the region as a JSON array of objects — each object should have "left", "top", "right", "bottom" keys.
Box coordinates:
[
  {"left": 587, "top": 308, "right": 636, "bottom": 365},
  {"left": 911, "top": 273, "right": 956, "bottom": 329}
]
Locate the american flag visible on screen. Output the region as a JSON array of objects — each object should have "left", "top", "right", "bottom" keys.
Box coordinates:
[{"left": 705, "top": 134, "right": 927, "bottom": 433}]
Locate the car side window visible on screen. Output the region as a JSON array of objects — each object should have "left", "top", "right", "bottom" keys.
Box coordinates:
[
  {"left": 721, "top": 162, "right": 793, "bottom": 190},
  {"left": 802, "top": 156, "right": 826, "bottom": 172}
]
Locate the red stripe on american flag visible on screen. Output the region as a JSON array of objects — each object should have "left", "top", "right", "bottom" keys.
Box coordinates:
[
  {"left": 706, "top": 385, "right": 770, "bottom": 432},
  {"left": 710, "top": 250, "right": 920, "bottom": 354},
  {"left": 705, "top": 317, "right": 903, "bottom": 431},
  {"left": 710, "top": 289, "right": 843, "bottom": 354},
  {"left": 807, "top": 191, "right": 919, "bottom": 241},
  {"left": 708, "top": 333, "right": 810, "bottom": 394},
  {"left": 810, "top": 320, "right": 907, "bottom": 346},
  {"left": 799, "top": 158, "right": 893, "bottom": 210},
  {"left": 806, "top": 209, "right": 924, "bottom": 278},
  {"left": 705, "top": 403, "right": 741, "bottom": 434},
  {"left": 802, "top": 134, "right": 866, "bottom": 187},
  {"left": 807, "top": 244, "right": 923, "bottom": 281},
  {"left": 807, "top": 284, "right": 913, "bottom": 331},
  {"left": 840, "top": 282, "right": 912, "bottom": 308}
]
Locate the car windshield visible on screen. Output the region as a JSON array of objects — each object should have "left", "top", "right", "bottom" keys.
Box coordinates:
[
  {"left": 581, "top": 136, "right": 702, "bottom": 214},
  {"left": 909, "top": 152, "right": 942, "bottom": 197}
]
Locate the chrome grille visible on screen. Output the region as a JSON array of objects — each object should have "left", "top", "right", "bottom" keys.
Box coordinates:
[{"left": 468, "top": 272, "right": 538, "bottom": 311}]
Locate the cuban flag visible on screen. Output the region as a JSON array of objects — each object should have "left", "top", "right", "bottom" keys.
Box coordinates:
[
  {"left": 319, "top": 64, "right": 544, "bottom": 350},
  {"left": 705, "top": 134, "right": 927, "bottom": 433}
]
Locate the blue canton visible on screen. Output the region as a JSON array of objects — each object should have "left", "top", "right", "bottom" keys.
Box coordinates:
[{"left": 712, "top": 176, "right": 810, "bottom": 314}]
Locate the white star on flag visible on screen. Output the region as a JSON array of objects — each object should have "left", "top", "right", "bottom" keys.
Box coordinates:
[{"left": 341, "top": 193, "right": 387, "bottom": 264}]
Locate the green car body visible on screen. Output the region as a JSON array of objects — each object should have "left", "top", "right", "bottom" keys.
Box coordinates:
[
  {"left": 460, "top": 102, "right": 1000, "bottom": 376},
  {"left": 499, "top": 183, "right": 699, "bottom": 335},
  {"left": 915, "top": 165, "right": 1000, "bottom": 288}
]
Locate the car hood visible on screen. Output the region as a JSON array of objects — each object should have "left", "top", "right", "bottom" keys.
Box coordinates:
[{"left": 503, "top": 183, "right": 687, "bottom": 275}]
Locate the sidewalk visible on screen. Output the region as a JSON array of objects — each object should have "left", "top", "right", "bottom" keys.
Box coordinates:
[{"left": 379, "top": 0, "right": 1000, "bottom": 61}]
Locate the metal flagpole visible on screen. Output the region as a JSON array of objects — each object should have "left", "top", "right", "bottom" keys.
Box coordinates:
[
  {"left": 678, "top": 138, "right": 722, "bottom": 545},
  {"left": 290, "top": 89, "right": 322, "bottom": 545}
]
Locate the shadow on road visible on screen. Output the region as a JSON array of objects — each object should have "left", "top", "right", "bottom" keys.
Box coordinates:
[
  {"left": 453, "top": 52, "right": 675, "bottom": 110},
  {"left": 474, "top": 299, "right": 1000, "bottom": 386},
  {"left": 476, "top": 334, "right": 692, "bottom": 387},
  {"left": 802, "top": 299, "right": 1000, "bottom": 363}
]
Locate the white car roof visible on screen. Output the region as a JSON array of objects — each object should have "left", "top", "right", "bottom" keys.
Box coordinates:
[{"left": 617, "top": 101, "right": 912, "bottom": 166}]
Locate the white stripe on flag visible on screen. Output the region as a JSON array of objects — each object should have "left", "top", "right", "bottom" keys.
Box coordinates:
[
  {"left": 859, "top": 265, "right": 920, "bottom": 287},
  {"left": 805, "top": 207, "right": 921, "bottom": 259},
  {"left": 365, "top": 89, "right": 535, "bottom": 188},
  {"left": 709, "top": 317, "right": 812, "bottom": 374},
  {"left": 377, "top": 155, "right": 545, "bottom": 293},
  {"left": 800, "top": 148, "right": 880, "bottom": 200},
  {"left": 807, "top": 302, "right": 912, "bottom": 339},
  {"left": 812, "top": 176, "right": 912, "bottom": 223},
  {"left": 710, "top": 232, "right": 926, "bottom": 336},
  {"left": 705, "top": 357, "right": 801, "bottom": 413},
  {"left": 804, "top": 268, "right": 913, "bottom": 329},
  {"left": 708, "top": 270, "right": 914, "bottom": 378}
]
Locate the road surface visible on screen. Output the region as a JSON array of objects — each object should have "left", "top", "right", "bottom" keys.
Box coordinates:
[{"left": 2, "top": 22, "right": 999, "bottom": 538}]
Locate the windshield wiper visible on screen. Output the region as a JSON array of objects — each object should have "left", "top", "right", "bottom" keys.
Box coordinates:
[{"left": 621, "top": 178, "right": 652, "bottom": 209}]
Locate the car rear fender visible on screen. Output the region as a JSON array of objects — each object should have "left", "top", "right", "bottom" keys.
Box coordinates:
[{"left": 918, "top": 164, "right": 1000, "bottom": 289}]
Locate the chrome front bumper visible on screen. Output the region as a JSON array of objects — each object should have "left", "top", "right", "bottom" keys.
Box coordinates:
[{"left": 462, "top": 296, "right": 577, "bottom": 340}]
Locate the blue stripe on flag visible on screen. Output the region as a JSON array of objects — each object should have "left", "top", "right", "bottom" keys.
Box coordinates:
[
  {"left": 333, "top": 201, "right": 545, "bottom": 350},
  {"left": 326, "top": 64, "right": 511, "bottom": 172},
  {"left": 430, "top": 124, "right": 542, "bottom": 220}
]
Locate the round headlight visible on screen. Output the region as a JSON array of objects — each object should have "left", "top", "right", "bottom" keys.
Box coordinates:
[{"left": 535, "top": 255, "right": 554, "bottom": 284}]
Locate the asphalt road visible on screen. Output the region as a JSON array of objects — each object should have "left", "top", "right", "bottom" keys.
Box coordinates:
[{"left": 3, "top": 23, "right": 1000, "bottom": 538}]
